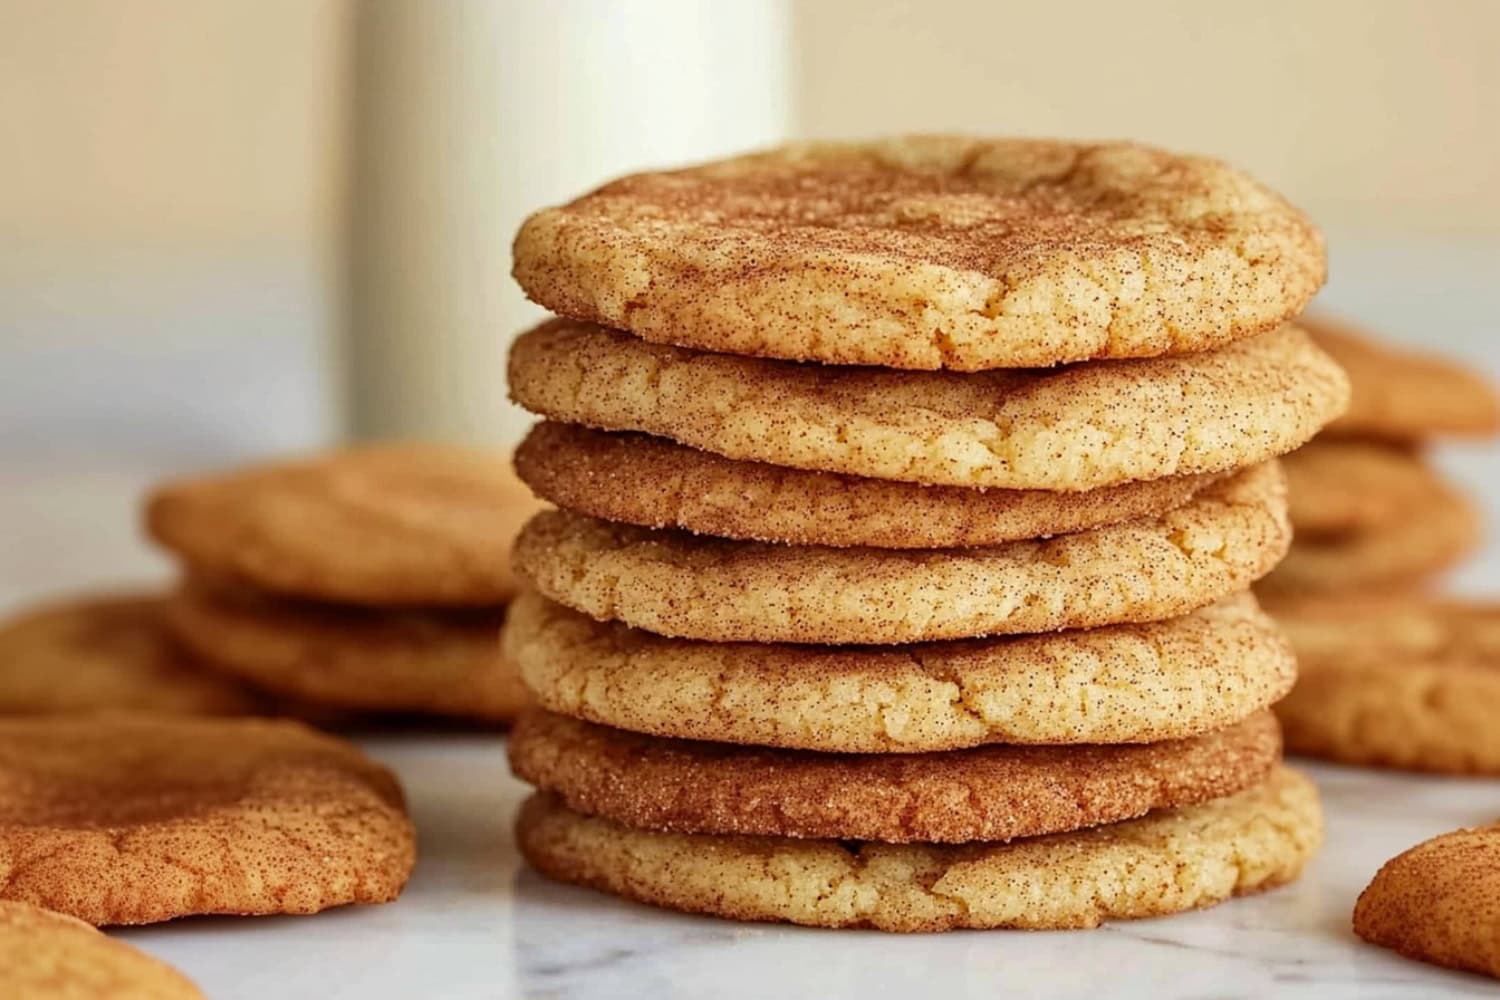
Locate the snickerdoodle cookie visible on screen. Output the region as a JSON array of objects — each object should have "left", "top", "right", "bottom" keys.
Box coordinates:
[
  {"left": 0, "top": 901, "right": 206, "bottom": 999},
  {"left": 1306, "top": 315, "right": 1500, "bottom": 441},
  {"left": 504, "top": 591, "right": 1294, "bottom": 752},
  {"left": 513, "top": 137, "right": 1325, "bottom": 370},
  {"left": 0, "top": 593, "right": 260, "bottom": 717},
  {"left": 1282, "top": 439, "right": 1454, "bottom": 537},
  {"left": 516, "top": 765, "right": 1321, "bottom": 932},
  {"left": 508, "top": 709, "right": 1280, "bottom": 844},
  {"left": 513, "top": 463, "right": 1288, "bottom": 644},
  {"left": 515, "top": 422, "right": 1219, "bottom": 548},
  {"left": 508, "top": 321, "right": 1345, "bottom": 491},
  {"left": 1271, "top": 597, "right": 1500, "bottom": 773},
  {"left": 165, "top": 581, "right": 526, "bottom": 723},
  {"left": 0, "top": 714, "right": 415, "bottom": 925},
  {"left": 1261, "top": 483, "right": 1478, "bottom": 596},
  {"left": 1355, "top": 822, "right": 1500, "bottom": 979},
  {"left": 146, "top": 444, "right": 543, "bottom": 607}
]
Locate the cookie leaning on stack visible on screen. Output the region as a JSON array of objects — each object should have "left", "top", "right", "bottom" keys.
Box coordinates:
[
  {"left": 504, "top": 137, "right": 1346, "bottom": 931},
  {"left": 146, "top": 444, "right": 542, "bottom": 724}
]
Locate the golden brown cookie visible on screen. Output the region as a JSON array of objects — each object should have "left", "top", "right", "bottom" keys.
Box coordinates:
[
  {"left": 0, "top": 901, "right": 206, "bottom": 999},
  {"left": 508, "top": 709, "right": 1281, "bottom": 844},
  {"left": 505, "top": 591, "right": 1295, "bottom": 752},
  {"left": 1282, "top": 438, "right": 1452, "bottom": 537},
  {"left": 515, "top": 422, "right": 1220, "bottom": 548},
  {"left": 0, "top": 714, "right": 415, "bottom": 925},
  {"left": 0, "top": 593, "right": 261, "bottom": 717},
  {"left": 1354, "top": 823, "right": 1500, "bottom": 979},
  {"left": 509, "top": 320, "right": 1346, "bottom": 491},
  {"left": 1306, "top": 315, "right": 1500, "bottom": 441},
  {"left": 164, "top": 581, "right": 526, "bottom": 723},
  {"left": 513, "top": 137, "right": 1324, "bottom": 371},
  {"left": 146, "top": 444, "right": 543, "bottom": 607},
  {"left": 1271, "top": 597, "right": 1500, "bottom": 773},
  {"left": 513, "top": 463, "right": 1288, "bottom": 644},
  {"left": 1261, "top": 482, "right": 1479, "bottom": 596},
  {"left": 516, "top": 765, "right": 1321, "bottom": 932}
]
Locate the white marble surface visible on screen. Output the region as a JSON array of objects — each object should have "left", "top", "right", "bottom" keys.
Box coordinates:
[{"left": 107, "top": 740, "right": 1500, "bottom": 1000}]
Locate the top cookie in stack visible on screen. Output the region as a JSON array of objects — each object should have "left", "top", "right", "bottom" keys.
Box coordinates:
[{"left": 504, "top": 137, "right": 1348, "bottom": 932}]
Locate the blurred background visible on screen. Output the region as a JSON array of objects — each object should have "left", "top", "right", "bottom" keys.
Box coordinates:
[{"left": 2, "top": 0, "right": 1497, "bottom": 599}]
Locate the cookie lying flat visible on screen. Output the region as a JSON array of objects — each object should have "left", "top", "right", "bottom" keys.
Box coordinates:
[
  {"left": 514, "top": 463, "right": 1287, "bottom": 644},
  {"left": 1261, "top": 483, "right": 1478, "bottom": 596},
  {"left": 514, "top": 137, "right": 1324, "bottom": 371},
  {"left": 1, "top": 901, "right": 205, "bottom": 1000},
  {"left": 1355, "top": 823, "right": 1500, "bottom": 979},
  {"left": 517, "top": 765, "right": 1321, "bottom": 932},
  {"left": 165, "top": 582, "right": 526, "bottom": 723},
  {"left": 509, "top": 709, "right": 1280, "bottom": 844},
  {"left": 147, "top": 444, "right": 543, "bottom": 607},
  {"left": 516, "top": 422, "right": 1218, "bottom": 548},
  {"left": 1306, "top": 315, "right": 1500, "bottom": 441},
  {"left": 1282, "top": 439, "right": 1451, "bottom": 537},
  {"left": 512, "top": 321, "right": 1345, "bottom": 492},
  {"left": 0, "top": 714, "right": 415, "bottom": 924},
  {"left": 505, "top": 591, "right": 1294, "bottom": 752},
  {"left": 0, "top": 593, "right": 260, "bottom": 717},
  {"left": 510, "top": 321, "right": 1345, "bottom": 492},
  {"left": 1271, "top": 597, "right": 1500, "bottom": 773}
]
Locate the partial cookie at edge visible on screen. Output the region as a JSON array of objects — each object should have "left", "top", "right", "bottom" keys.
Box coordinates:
[{"left": 0, "top": 900, "right": 207, "bottom": 999}]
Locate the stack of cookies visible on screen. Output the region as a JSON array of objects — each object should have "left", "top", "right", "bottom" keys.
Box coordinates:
[
  {"left": 503, "top": 138, "right": 1349, "bottom": 931},
  {"left": 144, "top": 444, "right": 540, "bottom": 724},
  {"left": 1261, "top": 315, "right": 1498, "bottom": 597},
  {"left": 1257, "top": 317, "right": 1500, "bottom": 772}
]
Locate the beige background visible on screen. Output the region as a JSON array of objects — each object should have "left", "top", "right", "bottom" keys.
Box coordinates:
[
  {"left": 0, "top": 0, "right": 1496, "bottom": 462},
  {"left": 795, "top": 0, "right": 1500, "bottom": 235}
]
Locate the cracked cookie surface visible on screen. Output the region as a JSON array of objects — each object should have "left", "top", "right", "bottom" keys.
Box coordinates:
[
  {"left": 515, "top": 422, "right": 1218, "bottom": 548},
  {"left": 513, "top": 463, "right": 1288, "bottom": 644},
  {"left": 513, "top": 137, "right": 1325, "bottom": 371},
  {"left": 147, "top": 444, "right": 543, "bottom": 607},
  {"left": 516, "top": 765, "right": 1321, "bottom": 931},
  {"left": 504, "top": 591, "right": 1294, "bottom": 751},
  {"left": 166, "top": 581, "right": 527, "bottom": 723},
  {"left": 1, "top": 900, "right": 206, "bottom": 998},
  {"left": 508, "top": 321, "right": 1345, "bottom": 491},
  {"left": 0, "top": 714, "right": 415, "bottom": 924},
  {"left": 508, "top": 709, "right": 1280, "bottom": 843}
]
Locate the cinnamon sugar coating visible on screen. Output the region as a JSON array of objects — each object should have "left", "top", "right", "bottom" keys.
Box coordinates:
[
  {"left": 147, "top": 444, "right": 543, "bottom": 607},
  {"left": 514, "top": 137, "right": 1325, "bottom": 371},
  {"left": 504, "top": 591, "right": 1294, "bottom": 752},
  {"left": 515, "top": 766, "right": 1322, "bottom": 932},
  {"left": 512, "top": 463, "right": 1288, "bottom": 644},
  {"left": 516, "top": 422, "right": 1217, "bottom": 548},
  {"left": 165, "top": 581, "right": 526, "bottom": 723},
  {"left": 508, "top": 709, "right": 1281, "bottom": 844},
  {"left": 508, "top": 320, "right": 1347, "bottom": 491},
  {"left": 1355, "top": 823, "right": 1500, "bottom": 979},
  {"left": 0, "top": 714, "right": 415, "bottom": 925}
]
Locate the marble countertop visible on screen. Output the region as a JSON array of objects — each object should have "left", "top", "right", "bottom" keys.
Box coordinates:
[
  {"left": 4, "top": 446, "right": 1499, "bottom": 999},
  {"left": 115, "top": 738, "right": 1500, "bottom": 1000}
]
